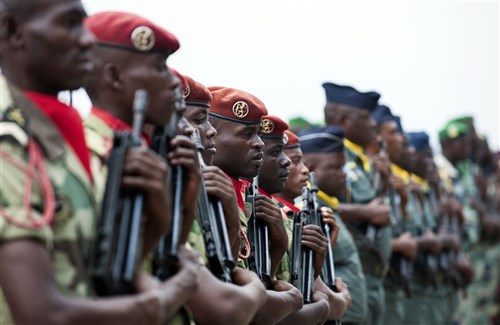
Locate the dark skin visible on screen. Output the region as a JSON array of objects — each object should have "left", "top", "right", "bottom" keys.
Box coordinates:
[
  {"left": 210, "top": 116, "right": 303, "bottom": 324},
  {"left": 0, "top": 3, "right": 200, "bottom": 324},
  {"left": 184, "top": 104, "right": 240, "bottom": 256},
  {"left": 183, "top": 104, "right": 268, "bottom": 324},
  {"left": 275, "top": 147, "right": 352, "bottom": 321}
]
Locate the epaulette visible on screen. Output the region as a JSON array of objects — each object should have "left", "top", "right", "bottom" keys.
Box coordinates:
[{"left": 0, "top": 106, "right": 29, "bottom": 146}]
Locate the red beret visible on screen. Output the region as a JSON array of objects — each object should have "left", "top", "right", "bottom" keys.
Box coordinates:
[
  {"left": 284, "top": 130, "right": 300, "bottom": 149},
  {"left": 208, "top": 87, "right": 268, "bottom": 125},
  {"left": 260, "top": 115, "right": 289, "bottom": 139},
  {"left": 183, "top": 75, "right": 212, "bottom": 108},
  {"left": 168, "top": 68, "right": 187, "bottom": 94},
  {"left": 85, "top": 11, "right": 179, "bottom": 55}
]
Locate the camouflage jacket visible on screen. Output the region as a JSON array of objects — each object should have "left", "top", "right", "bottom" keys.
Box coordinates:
[{"left": 0, "top": 78, "right": 98, "bottom": 324}]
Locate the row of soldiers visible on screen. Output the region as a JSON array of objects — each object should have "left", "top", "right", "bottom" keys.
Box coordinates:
[{"left": 0, "top": 2, "right": 498, "bottom": 324}]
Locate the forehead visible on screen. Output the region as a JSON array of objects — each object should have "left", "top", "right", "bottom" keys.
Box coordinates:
[
  {"left": 284, "top": 147, "right": 303, "bottom": 157},
  {"left": 185, "top": 105, "right": 208, "bottom": 116},
  {"left": 220, "top": 121, "right": 259, "bottom": 134},
  {"left": 263, "top": 137, "right": 285, "bottom": 148},
  {"left": 26, "top": 0, "right": 86, "bottom": 21},
  {"left": 380, "top": 121, "right": 398, "bottom": 133}
]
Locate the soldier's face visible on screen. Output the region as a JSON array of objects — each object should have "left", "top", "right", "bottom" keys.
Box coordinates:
[
  {"left": 315, "top": 152, "right": 346, "bottom": 198},
  {"left": 283, "top": 147, "right": 310, "bottom": 199},
  {"left": 211, "top": 121, "right": 264, "bottom": 179},
  {"left": 121, "top": 54, "right": 181, "bottom": 126},
  {"left": 259, "top": 138, "right": 291, "bottom": 194},
  {"left": 379, "top": 121, "right": 404, "bottom": 161},
  {"left": 184, "top": 106, "right": 217, "bottom": 165},
  {"left": 345, "top": 109, "right": 376, "bottom": 147},
  {"left": 20, "top": 1, "right": 95, "bottom": 94}
]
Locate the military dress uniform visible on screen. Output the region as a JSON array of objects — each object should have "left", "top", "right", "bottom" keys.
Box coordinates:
[
  {"left": 299, "top": 125, "right": 368, "bottom": 324},
  {"left": 0, "top": 78, "right": 98, "bottom": 324}
]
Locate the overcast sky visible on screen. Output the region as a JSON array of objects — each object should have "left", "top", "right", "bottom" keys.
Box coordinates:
[{"left": 78, "top": 0, "right": 499, "bottom": 150}]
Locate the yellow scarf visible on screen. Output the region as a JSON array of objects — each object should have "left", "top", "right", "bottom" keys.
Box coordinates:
[
  {"left": 344, "top": 139, "right": 371, "bottom": 173},
  {"left": 317, "top": 190, "right": 339, "bottom": 210},
  {"left": 390, "top": 163, "right": 410, "bottom": 185},
  {"left": 410, "top": 173, "right": 429, "bottom": 192}
]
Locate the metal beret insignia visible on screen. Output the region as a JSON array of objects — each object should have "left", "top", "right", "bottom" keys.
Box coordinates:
[
  {"left": 184, "top": 85, "right": 191, "bottom": 99},
  {"left": 283, "top": 133, "right": 289, "bottom": 144},
  {"left": 448, "top": 127, "right": 459, "bottom": 139},
  {"left": 261, "top": 118, "right": 274, "bottom": 134},
  {"left": 131, "top": 26, "right": 155, "bottom": 51},
  {"left": 232, "top": 101, "right": 249, "bottom": 118}
]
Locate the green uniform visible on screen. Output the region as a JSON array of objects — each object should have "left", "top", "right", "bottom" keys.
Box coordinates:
[
  {"left": 0, "top": 78, "right": 98, "bottom": 324},
  {"left": 343, "top": 144, "right": 392, "bottom": 325},
  {"left": 317, "top": 193, "right": 368, "bottom": 324}
]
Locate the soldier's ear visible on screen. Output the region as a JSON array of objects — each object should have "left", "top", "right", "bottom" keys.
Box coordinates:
[
  {"left": 103, "top": 62, "right": 124, "bottom": 91},
  {"left": 0, "top": 11, "right": 26, "bottom": 49}
]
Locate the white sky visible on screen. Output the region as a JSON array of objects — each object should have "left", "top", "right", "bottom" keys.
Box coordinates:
[{"left": 78, "top": 0, "right": 500, "bottom": 150}]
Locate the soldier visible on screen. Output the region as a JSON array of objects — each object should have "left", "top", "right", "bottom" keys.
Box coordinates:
[
  {"left": 208, "top": 86, "right": 304, "bottom": 323},
  {"left": 0, "top": 3, "right": 199, "bottom": 324},
  {"left": 275, "top": 129, "right": 353, "bottom": 321},
  {"left": 257, "top": 114, "right": 333, "bottom": 324},
  {"left": 322, "top": 82, "right": 392, "bottom": 325},
  {"left": 298, "top": 125, "right": 368, "bottom": 325},
  {"left": 371, "top": 105, "right": 419, "bottom": 324},
  {"left": 181, "top": 74, "right": 269, "bottom": 324}
]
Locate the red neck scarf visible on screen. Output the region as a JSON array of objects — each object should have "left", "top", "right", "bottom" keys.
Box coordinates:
[
  {"left": 25, "top": 91, "right": 92, "bottom": 181},
  {"left": 257, "top": 187, "right": 272, "bottom": 199},
  {"left": 230, "top": 176, "right": 246, "bottom": 212},
  {"left": 274, "top": 196, "right": 301, "bottom": 213},
  {"left": 91, "top": 107, "right": 132, "bottom": 132},
  {"left": 91, "top": 107, "right": 151, "bottom": 145}
]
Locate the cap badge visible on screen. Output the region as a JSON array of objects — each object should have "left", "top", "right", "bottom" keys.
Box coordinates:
[
  {"left": 448, "top": 127, "right": 459, "bottom": 139},
  {"left": 184, "top": 85, "right": 191, "bottom": 98},
  {"left": 261, "top": 118, "right": 274, "bottom": 134},
  {"left": 232, "top": 101, "right": 249, "bottom": 118},
  {"left": 283, "top": 133, "right": 289, "bottom": 144},
  {"left": 131, "top": 26, "right": 155, "bottom": 51}
]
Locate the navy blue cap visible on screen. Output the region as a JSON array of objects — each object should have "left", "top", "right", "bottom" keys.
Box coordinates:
[
  {"left": 372, "top": 104, "right": 397, "bottom": 125},
  {"left": 322, "top": 82, "right": 380, "bottom": 112},
  {"left": 407, "top": 132, "right": 430, "bottom": 151},
  {"left": 394, "top": 115, "right": 404, "bottom": 133},
  {"left": 297, "top": 125, "right": 345, "bottom": 153}
]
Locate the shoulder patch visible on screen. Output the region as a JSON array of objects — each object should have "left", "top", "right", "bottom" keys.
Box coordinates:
[{"left": 1, "top": 106, "right": 29, "bottom": 146}]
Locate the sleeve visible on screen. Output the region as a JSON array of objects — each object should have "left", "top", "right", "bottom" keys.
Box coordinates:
[{"left": 0, "top": 139, "right": 54, "bottom": 248}]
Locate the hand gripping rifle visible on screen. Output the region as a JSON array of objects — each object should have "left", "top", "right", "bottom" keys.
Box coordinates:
[
  {"left": 246, "top": 176, "right": 273, "bottom": 289},
  {"left": 388, "top": 187, "right": 413, "bottom": 298},
  {"left": 311, "top": 173, "right": 341, "bottom": 325},
  {"left": 290, "top": 186, "right": 315, "bottom": 303},
  {"left": 151, "top": 112, "right": 183, "bottom": 281},
  {"left": 192, "top": 129, "right": 235, "bottom": 282},
  {"left": 91, "top": 90, "right": 148, "bottom": 296}
]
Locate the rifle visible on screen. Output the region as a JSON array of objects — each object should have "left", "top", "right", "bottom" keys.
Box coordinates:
[
  {"left": 192, "top": 129, "right": 235, "bottom": 282},
  {"left": 310, "top": 173, "right": 341, "bottom": 325},
  {"left": 246, "top": 176, "right": 273, "bottom": 289},
  {"left": 290, "top": 186, "right": 315, "bottom": 303},
  {"left": 91, "top": 90, "right": 148, "bottom": 296},
  {"left": 388, "top": 187, "right": 413, "bottom": 298},
  {"left": 411, "top": 190, "right": 439, "bottom": 289},
  {"left": 151, "top": 112, "right": 183, "bottom": 281}
]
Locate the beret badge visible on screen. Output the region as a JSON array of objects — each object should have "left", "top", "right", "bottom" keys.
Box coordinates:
[
  {"left": 184, "top": 85, "right": 191, "bottom": 98},
  {"left": 448, "top": 127, "right": 459, "bottom": 139},
  {"left": 261, "top": 118, "right": 275, "bottom": 134},
  {"left": 232, "top": 101, "right": 249, "bottom": 118},
  {"left": 131, "top": 26, "right": 156, "bottom": 51}
]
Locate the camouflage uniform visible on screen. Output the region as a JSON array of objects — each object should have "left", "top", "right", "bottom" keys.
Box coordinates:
[
  {"left": 343, "top": 141, "right": 392, "bottom": 325},
  {"left": 84, "top": 110, "right": 195, "bottom": 325},
  {"left": 0, "top": 78, "right": 98, "bottom": 324}
]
